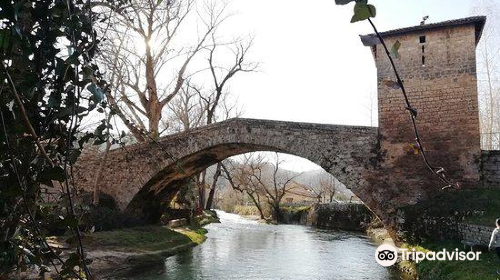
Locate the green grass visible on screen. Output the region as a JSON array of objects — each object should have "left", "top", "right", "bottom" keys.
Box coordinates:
[
  {"left": 179, "top": 227, "right": 208, "bottom": 244},
  {"left": 410, "top": 240, "right": 499, "bottom": 280},
  {"left": 83, "top": 225, "right": 207, "bottom": 252}
]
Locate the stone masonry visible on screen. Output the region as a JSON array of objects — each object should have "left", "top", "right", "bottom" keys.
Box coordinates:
[
  {"left": 361, "top": 17, "right": 486, "bottom": 217},
  {"left": 75, "top": 17, "right": 493, "bottom": 241},
  {"left": 75, "top": 119, "right": 380, "bottom": 222},
  {"left": 481, "top": 151, "right": 500, "bottom": 187},
  {"left": 458, "top": 223, "right": 495, "bottom": 247}
]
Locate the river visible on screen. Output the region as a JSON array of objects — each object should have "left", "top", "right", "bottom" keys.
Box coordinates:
[{"left": 127, "top": 210, "right": 404, "bottom": 280}]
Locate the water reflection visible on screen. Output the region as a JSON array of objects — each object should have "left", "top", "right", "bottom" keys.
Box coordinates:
[{"left": 127, "top": 211, "right": 403, "bottom": 280}]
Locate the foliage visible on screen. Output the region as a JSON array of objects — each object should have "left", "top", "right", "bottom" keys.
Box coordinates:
[
  {"left": 0, "top": 0, "right": 121, "bottom": 277},
  {"left": 281, "top": 205, "right": 312, "bottom": 213}
]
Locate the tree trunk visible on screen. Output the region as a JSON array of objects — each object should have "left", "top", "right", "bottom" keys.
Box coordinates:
[
  {"left": 247, "top": 193, "right": 265, "bottom": 220},
  {"left": 205, "top": 163, "right": 222, "bottom": 210},
  {"left": 271, "top": 203, "right": 282, "bottom": 223},
  {"left": 197, "top": 172, "right": 206, "bottom": 212},
  {"left": 145, "top": 46, "right": 161, "bottom": 139},
  {"left": 329, "top": 191, "right": 335, "bottom": 203}
]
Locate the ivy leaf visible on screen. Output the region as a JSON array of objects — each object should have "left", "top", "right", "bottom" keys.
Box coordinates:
[
  {"left": 40, "top": 166, "right": 66, "bottom": 183},
  {"left": 381, "top": 78, "right": 401, "bottom": 90},
  {"left": 0, "top": 29, "right": 11, "bottom": 55},
  {"left": 82, "top": 65, "right": 95, "bottom": 82},
  {"left": 350, "top": 3, "right": 376, "bottom": 23},
  {"left": 335, "top": 0, "right": 356, "bottom": 5},
  {"left": 68, "top": 149, "right": 81, "bottom": 164},
  {"left": 390, "top": 40, "right": 401, "bottom": 59},
  {"left": 61, "top": 252, "right": 80, "bottom": 277},
  {"left": 78, "top": 133, "right": 94, "bottom": 148},
  {"left": 87, "top": 83, "right": 105, "bottom": 103}
]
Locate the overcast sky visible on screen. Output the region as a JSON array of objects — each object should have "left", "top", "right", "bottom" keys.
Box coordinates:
[{"left": 216, "top": 0, "right": 492, "bottom": 171}]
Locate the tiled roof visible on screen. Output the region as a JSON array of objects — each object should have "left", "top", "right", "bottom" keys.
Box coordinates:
[{"left": 360, "top": 16, "right": 486, "bottom": 46}]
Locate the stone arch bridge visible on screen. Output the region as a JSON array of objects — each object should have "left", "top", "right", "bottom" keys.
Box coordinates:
[
  {"left": 76, "top": 17, "right": 494, "bottom": 238},
  {"left": 74, "top": 117, "right": 480, "bottom": 237},
  {"left": 75, "top": 118, "right": 381, "bottom": 219}
]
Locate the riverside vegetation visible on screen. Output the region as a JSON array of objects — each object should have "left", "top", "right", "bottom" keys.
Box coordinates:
[
  {"left": 393, "top": 188, "right": 500, "bottom": 280},
  {"left": 47, "top": 209, "right": 219, "bottom": 277}
]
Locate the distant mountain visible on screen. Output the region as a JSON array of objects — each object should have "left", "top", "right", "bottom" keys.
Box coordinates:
[{"left": 294, "top": 169, "right": 353, "bottom": 197}]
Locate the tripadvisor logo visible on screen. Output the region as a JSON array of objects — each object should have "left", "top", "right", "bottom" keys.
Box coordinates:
[
  {"left": 375, "top": 244, "right": 482, "bottom": 267},
  {"left": 375, "top": 244, "right": 398, "bottom": 267}
]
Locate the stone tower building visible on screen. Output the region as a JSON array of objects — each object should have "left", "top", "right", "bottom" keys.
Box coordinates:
[{"left": 361, "top": 17, "right": 486, "bottom": 201}]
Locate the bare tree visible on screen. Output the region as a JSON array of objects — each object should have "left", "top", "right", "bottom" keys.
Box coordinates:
[
  {"left": 471, "top": 0, "right": 500, "bottom": 150},
  {"left": 319, "top": 176, "right": 338, "bottom": 203},
  {"left": 258, "top": 153, "right": 300, "bottom": 222},
  {"left": 222, "top": 155, "right": 267, "bottom": 220},
  {"left": 192, "top": 37, "right": 256, "bottom": 210},
  {"left": 166, "top": 81, "right": 206, "bottom": 133},
  {"left": 98, "top": 0, "right": 229, "bottom": 140}
]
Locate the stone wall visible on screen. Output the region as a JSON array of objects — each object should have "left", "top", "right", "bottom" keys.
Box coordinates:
[
  {"left": 396, "top": 208, "right": 463, "bottom": 242},
  {"left": 309, "top": 203, "right": 375, "bottom": 231},
  {"left": 395, "top": 191, "right": 496, "bottom": 244},
  {"left": 458, "top": 223, "right": 494, "bottom": 246},
  {"left": 481, "top": 151, "right": 500, "bottom": 187},
  {"left": 280, "top": 207, "right": 311, "bottom": 225}
]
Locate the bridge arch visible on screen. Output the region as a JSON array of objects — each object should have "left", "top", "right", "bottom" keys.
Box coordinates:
[{"left": 75, "top": 119, "right": 382, "bottom": 223}]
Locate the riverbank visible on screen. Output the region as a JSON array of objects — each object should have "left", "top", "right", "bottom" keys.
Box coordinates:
[
  {"left": 45, "top": 210, "right": 219, "bottom": 278},
  {"left": 80, "top": 225, "right": 207, "bottom": 277},
  {"left": 367, "top": 226, "right": 500, "bottom": 280},
  {"left": 375, "top": 188, "right": 500, "bottom": 280}
]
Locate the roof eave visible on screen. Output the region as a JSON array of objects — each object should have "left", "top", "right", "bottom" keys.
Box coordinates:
[{"left": 359, "top": 16, "right": 487, "bottom": 47}]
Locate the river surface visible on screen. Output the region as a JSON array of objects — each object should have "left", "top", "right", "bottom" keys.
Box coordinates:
[{"left": 129, "top": 210, "right": 404, "bottom": 280}]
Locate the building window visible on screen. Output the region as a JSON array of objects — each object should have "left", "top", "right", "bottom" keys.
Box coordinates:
[{"left": 420, "top": 36, "right": 426, "bottom": 66}]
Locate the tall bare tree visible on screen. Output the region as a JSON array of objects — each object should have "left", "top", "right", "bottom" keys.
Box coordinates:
[
  {"left": 98, "top": 0, "right": 229, "bottom": 140},
  {"left": 472, "top": 0, "right": 500, "bottom": 150},
  {"left": 165, "top": 36, "right": 255, "bottom": 210}
]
